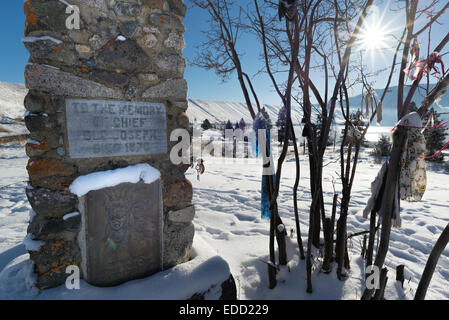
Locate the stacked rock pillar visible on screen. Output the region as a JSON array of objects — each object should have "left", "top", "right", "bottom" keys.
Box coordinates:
[{"left": 23, "top": 0, "right": 194, "bottom": 289}]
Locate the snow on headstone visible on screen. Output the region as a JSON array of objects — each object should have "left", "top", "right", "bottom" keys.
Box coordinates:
[{"left": 76, "top": 166, "right": 163, "bottom": 286}]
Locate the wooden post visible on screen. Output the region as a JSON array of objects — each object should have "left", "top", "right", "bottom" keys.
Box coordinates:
[
  {"left": 335, "top": 216, "right": 346, "bottom": 279},
  {"left": 306, "top": 190, "right": 320, "bottom": 293},
  {"left": 333, "top": 130, "right": 336, "bottom": 152},
  {"left": 396, "top": 265, "right": 405, "bottom": 288}
]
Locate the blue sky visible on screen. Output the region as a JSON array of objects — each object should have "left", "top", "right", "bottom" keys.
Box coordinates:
[
  {"left": 0, "top": 1, "right": 447, "bottom": 106},
  {"left": 0, "top": 1, "right": 29, "bottom": 84},
  {"left": 0, "top": 1, "right": 279, "bottom": 103}
]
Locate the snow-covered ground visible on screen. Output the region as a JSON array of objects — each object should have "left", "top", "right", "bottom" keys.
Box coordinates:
[
  {"left": 189, "top": 149, "right": 449, "bottom": 300},
  {"left": 0, "top": 231, "right": 231, "bottom": 300},
  {"left": 0, "top": 82, "right": 446, "bottom": 299},
  {"left": 0, "top": 82, "right": 28, "bottom": 139},
  {"left": 0, "top": 140, "right": 448, "bottom": 299},
  {"left": 0, "top": 82, "right": 26, "bottom": 121}
]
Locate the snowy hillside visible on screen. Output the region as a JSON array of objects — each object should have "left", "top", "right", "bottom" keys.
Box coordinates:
[
  {"left": 1, "top": 80, "right": 447, "bottom": 128},
  {"left": 0, "top": 82, "right": 294, "bottom": 126},
  {"left": 0, "top": 82, "right": 26, "bottom": 121},
  {"left": 187, "top": 98, "right": 304, "bottom": 125},
  {"left": 188, "top": 86, "right": 449, "bottom": 127}
]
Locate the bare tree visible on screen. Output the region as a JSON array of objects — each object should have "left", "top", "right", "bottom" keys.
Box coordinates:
[
  {"left": 362, "top": 0, "right": 449, "bottom": 298},
  {"left": 334, "top": 26, "right": 407, "bottom": 280},
  {"left": 192, "top": 0, "right": 449, "bottom": 298},
  {"left": 239, "top": 0, "right": 374, "bottom": 292},
  {"left": 251, "top": 0, "right": 303, "bottom": 288},
  {"left": 293, "top": 0, "right": 374, "bottom": 292},
  {"left": 192, "top": 0, "right": 291, "bottom": 288}
]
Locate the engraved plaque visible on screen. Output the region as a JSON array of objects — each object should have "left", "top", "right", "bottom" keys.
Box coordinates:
[
  {"left": 80, "top": 180, "right": 163, "bottom": 287},
  {"left": 65, "top": 99, "right": 167, "bottom": 159}
]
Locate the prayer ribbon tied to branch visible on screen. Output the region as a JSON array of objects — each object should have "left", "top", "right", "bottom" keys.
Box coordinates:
[
  {"left": 391, "top": 119, "right": 449, "bottom": 159},
  {"left": 404, "top": 51, "right": 445, "bottom": 81}
]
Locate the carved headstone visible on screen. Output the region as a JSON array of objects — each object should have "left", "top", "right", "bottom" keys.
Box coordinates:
[{"left": 79, "top": 181, "right": 163, "bottom": 286}]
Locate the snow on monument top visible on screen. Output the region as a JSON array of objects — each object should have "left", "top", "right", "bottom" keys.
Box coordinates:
[{"left": 69, "top": 163, "right": 161, "bottom": 197}]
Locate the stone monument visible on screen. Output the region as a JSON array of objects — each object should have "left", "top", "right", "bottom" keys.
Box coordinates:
[{"left": 23, "top": 0, "right": 194, "bottom": 289}]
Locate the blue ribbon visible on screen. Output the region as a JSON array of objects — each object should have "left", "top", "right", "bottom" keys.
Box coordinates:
[
  {"left": 253, "top": 114, "right": 275, "bottom": 219},
  {"left": 261, "top": 173, "right": 275, "bottom": 219}
]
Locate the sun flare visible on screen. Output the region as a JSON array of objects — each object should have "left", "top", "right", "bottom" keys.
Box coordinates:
[
  {"left": 359, "top": 24, "right": 388, "bottom": 52},
  {"left": 355, "top": 4, "right": 400, "bottom": 60}
]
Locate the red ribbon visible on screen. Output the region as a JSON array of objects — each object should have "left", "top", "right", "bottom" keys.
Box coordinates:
[
  {"left": 424, "top": 140, "right": 449, "bottom": 159},
  {"left": 403, "top": 52, "right": 445, "bottom": 81}
]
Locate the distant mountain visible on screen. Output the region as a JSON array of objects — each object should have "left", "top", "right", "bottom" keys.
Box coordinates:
[
  {"left": 1, "top": 81, "right": 447, "bottom": 128},
  {"left": 346, "top": 84, "right": 449, "bottom": 126},
  {"left": 0, "top": 82, "right": 27, "bottom": 120},
  {"left": 188, "top": 86, "right": 449, "bottom": 127}
]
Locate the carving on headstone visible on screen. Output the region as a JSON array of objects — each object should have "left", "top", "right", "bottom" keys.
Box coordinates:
[
  {"left": 65, "top": 99, "right": 167, "bottom": 158},
  {"left": 79, "top": 180, "right": 163, "bottom": 287}
]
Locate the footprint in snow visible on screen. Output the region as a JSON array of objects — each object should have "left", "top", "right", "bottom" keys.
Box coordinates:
[
  {"left": 401, "top": 228, "right": 415, "bottom": 236},
  {"left": 234, "top": 213, "right": 256, "bottom": 222},
  {"left": 426, "top": 225, "right": 438, "bottom": 234}
]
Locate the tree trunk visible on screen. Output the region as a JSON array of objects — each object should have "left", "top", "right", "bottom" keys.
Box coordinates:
[
  {"left": 266, "top": 173, "right": 277, "bottom": 289},
  {"left": 344, "top": 234, "right": 350, "bottom": 270},
  {"left": 275, "top": 212, "right": 288, "bottom": 265},
  {"left": 361, "top": 127, "right": 407, "bottom": 299},
  {"left": 329, "top": 194, "right": 338, "bottom": 265},
  {"left": 308, "top": 151, "right": 322, "bottom": 248},
  {"left": 306, "top": 191, "right": 320, "bottom": 293},
  {"left": 322, "top": 218, "right": 333, "bottom": 272},
  {"left": 290, "top": 122, "right": 305, "bottom": 259},
  {"left": 336, "top": 196, "right": 348, "bottom": 279},
  {"left": 414, "top": 223, "right": 449, "bottom": 300},
  {"left": 366, "top": 209, "right": 377, "bottom": 267}
]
